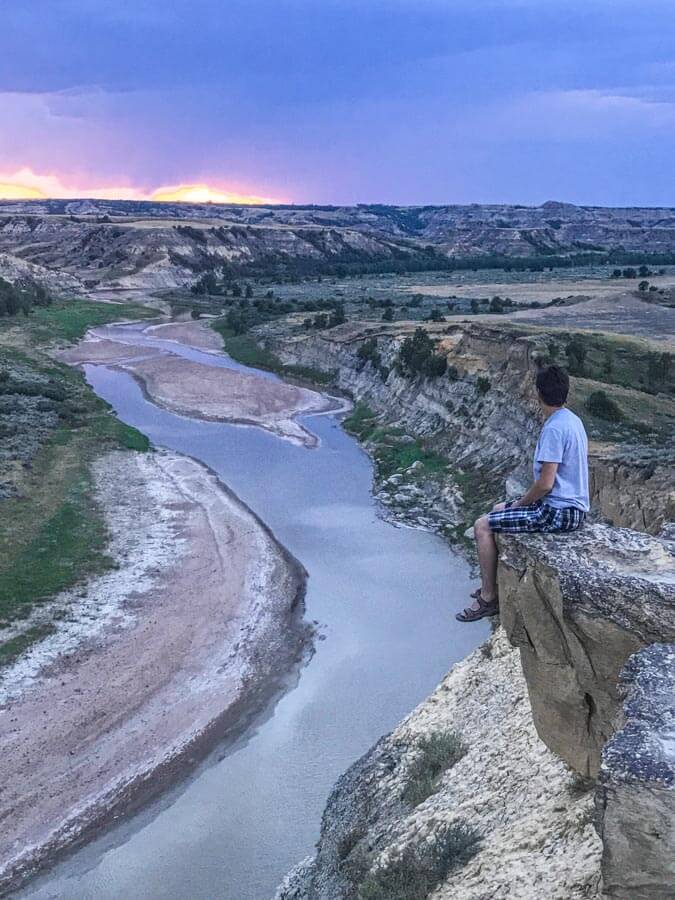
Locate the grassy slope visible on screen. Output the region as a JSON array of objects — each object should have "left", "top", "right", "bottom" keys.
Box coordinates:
[
  {"left": 210, "top": 320, "right": 336, "bottom": 386},
  {"left": 0, "top": 298, "right": 153, "bottom": 662}
]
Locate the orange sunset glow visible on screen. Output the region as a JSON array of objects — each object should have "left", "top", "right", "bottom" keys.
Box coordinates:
[{"left": 0, "top": 169, "right": 285, "bottom": 205}]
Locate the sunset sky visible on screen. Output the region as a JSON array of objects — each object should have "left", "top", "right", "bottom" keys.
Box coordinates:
[{"left": 2, "top": 0, "right": 675, "bottom": 205}]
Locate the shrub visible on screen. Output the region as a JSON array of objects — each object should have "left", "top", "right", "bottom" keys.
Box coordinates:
[
  {"left": 476, "top": 376, "right": 491, "bottom": 395},
  {"left": 397, "top": 328, "right": 447, "bottom": 378},
  {"left": 0, "top": 276, "right": 51, "bottom": 317},
  {"left": 358, "top": 822, "right": 481, "bottom": 900},
  {"left": 586, "top": 390, "right": 624, "bottom": 421},
  {"left": 357, "top": 338, "right": 381, "bottom": 370},
  {"left": 565, "top": 336, "right": 587, "bottom": 376},
  {"left": 403, "top": 731, "right": 467, "bottom": 806}
]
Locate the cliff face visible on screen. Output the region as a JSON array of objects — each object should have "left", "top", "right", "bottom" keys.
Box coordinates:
[
  {"left": 0, "top": 216, "right": 437, "bottom": 294},
  {"left": 589, "top": 451, "right": 675, "bottom": 536},
  {"left": 497, "top": 527, "right": 675, "bottom": 777},
  {"left": 265, "top": 321, "right": 673, "bottom": 535},
  {"left": 597, "top": 643, "right": 675, "bottom": 899}
]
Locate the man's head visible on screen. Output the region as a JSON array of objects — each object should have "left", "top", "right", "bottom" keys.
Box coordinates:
[{"left": 536, "top": 365, "right": 569, "bottom": 408}]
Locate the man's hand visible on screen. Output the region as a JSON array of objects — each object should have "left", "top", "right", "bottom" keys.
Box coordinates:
[{"left": 491, "top": 501, "right": 507, "bottom": 512}]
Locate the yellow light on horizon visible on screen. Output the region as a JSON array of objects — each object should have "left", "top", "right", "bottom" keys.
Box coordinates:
[
  {"left": 151, "top": 183, "right": 279, "bottom": 205},
  {"left": 0, "top": 170, "right": 286, "bottom": 205},
  {"left": 0, "top": 182, "right": 48, "bottom": 200}
]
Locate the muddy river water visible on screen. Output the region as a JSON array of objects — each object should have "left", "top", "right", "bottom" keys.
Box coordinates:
[{"left": 22, "top": 324, "right": 488, "bottom": 900}]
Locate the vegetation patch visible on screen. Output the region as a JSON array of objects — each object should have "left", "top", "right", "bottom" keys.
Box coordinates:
[
  {"left": 397, "top": 327, "right": 447, "bottom": 378},
  {"left": 586, "top": 390, "right": 624, "bottom": 422},
  {"left": 23, "top": 297, "right": 155, "bottom": 343},
  {"left": 0, "top": 298, "right": 152, "bottom": 658},
  {"left": 0, "top": 449, "right": 110, "bottom": 623},
  {"left": 343, "top": 403, "right": 448, "bottom": 481},
  {"left": 0, "top": 624, "right": 57, "bottom": 667},
  {"left": 403, "top": 731, "right": 468, "bottom": 807},
  {"left": 210, "top": 322, "right": 335, "bottom": 385},
  {"left": 357, "top": 822, "right": 481, "bottom": 900},
  {"left": 0, "top": 276, "right": 51, "bottom": 318},
  {"left": 537, "top": 330, "right": 673, "bottom": 396}
]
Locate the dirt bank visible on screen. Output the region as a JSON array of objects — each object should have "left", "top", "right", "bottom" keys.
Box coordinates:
[{"left": 0, "top": 449, "right": 309, "bottom": 894}]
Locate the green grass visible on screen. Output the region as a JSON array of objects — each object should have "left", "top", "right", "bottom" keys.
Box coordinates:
[
  {"left": 21, "top": 297, "right": 155, "bottom": 344},
  {"left": 568, "top": 376, "right": 675, "bottom": 445},
  {"left": 0, "top": 459, "right": 110, "bottom": 622},
  {"left": 0, "top": 406, "right": 139, "bottom": 630},
  {"left": 342, "top": 403, "right": 380, "bottom": 440},
  {"left": 0, "top": 310, "right": 151, "bottom": 655},
  {"left": 344, "top": 403, "right": 448, "bottom": 481},
  {"left": 211, "top": 321, "right": 335, "bottom": 386},
  {"left": 403, "top": 731, "right": 468, "bottom": 807}
]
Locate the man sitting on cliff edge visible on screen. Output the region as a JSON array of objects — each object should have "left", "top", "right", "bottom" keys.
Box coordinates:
[{"left": 457, "top": 364, "right": 589, "bottom": 622}]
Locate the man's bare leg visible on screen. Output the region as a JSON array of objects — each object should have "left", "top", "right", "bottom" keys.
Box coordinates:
[{"left": 473, "top": 515, "right": 498, "bottom": 606}]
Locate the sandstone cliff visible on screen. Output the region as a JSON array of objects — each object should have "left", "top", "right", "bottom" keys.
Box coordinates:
[{"left": 498, "top": 527, "right": 675, "bottom": 777}]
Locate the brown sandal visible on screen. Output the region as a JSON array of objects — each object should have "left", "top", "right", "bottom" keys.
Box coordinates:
[{"left": 456, "top": 590, "right": 499, "bottom": 622}]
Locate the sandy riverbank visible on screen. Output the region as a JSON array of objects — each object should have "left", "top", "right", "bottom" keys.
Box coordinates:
[
  {"left": 62, "top": 322, "right": 338, "bottom": 447},
  {"left": 0, "top": 449, "right": 309, "bottom": 894}
]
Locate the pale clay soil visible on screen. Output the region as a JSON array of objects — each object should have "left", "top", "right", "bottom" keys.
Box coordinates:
[
  {"left": 62, "top": 321, "right": 337, "bottom": 446},
  {"left": 385, "top": 631, "right": 602, "bottom": 900},
  {"left": 0, "top": 449, "right": 307, "bottom": 893}
]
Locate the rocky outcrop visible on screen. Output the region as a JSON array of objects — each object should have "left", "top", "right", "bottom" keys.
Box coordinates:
[
  {"left": 266, "top": 321, "right": 673, "bottom": 534},
  {"left": 0, "top": 214, "right": 453, "bottom": 293},
  {"left": 589, "top": 449, "right": 675, "bottom": 536},
  {"left": 267, "top": 322, "right": 540, "bottom": 479},
  {"left": 497, "top": 526, "right": 675, "bottom": 777},
  {"left": 276, "top": 631, "right": 602, "bottom": 900},
  {"left": 597, "top": 643, "right": 675, "bottom": 899}
]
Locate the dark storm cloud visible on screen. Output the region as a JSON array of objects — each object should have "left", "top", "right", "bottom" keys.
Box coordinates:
[{"left": 1, "top": 0, "right": 674, "bottom": 203}]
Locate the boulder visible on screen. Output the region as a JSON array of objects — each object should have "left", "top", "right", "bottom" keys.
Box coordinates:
[
  {"left": 497, "top": 525, "right": 675, "bottom": 776},
  {"left": 597, "top": 643, "right": 675, "bottom": 899}
]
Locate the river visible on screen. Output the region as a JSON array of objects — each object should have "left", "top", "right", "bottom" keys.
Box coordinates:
[{"left": 21, "top": 324, "right": 488, "bottom": 900}]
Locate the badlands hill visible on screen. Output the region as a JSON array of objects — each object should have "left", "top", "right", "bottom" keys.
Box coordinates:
[{"left": 1, "top": 199, "right": 675, "bottom": 296}]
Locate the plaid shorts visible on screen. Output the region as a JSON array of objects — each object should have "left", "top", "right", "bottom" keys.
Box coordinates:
[{"left": 487, "top": 500, "right": 586, "bottom": 534}]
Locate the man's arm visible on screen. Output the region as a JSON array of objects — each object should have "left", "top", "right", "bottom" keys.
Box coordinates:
[{"left": 511, "top": 461, "right": 558, "bottom": 508}]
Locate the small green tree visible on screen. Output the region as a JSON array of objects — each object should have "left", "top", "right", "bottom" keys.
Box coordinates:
[
  {"left": 565, "top": 336, "right": 587, "bottom": 376},
  {"left": 397, "top": 328, "right": 447, "bottom": 378}
]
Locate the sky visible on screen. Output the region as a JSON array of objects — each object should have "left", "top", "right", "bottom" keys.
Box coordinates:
[{"left": 1, "top": 0, "right": 675, "bottom": 206}]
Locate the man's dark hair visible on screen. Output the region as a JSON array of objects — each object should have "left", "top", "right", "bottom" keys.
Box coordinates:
[{"left": 536, "top": 365, "right": 569, "bottom": 406}]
